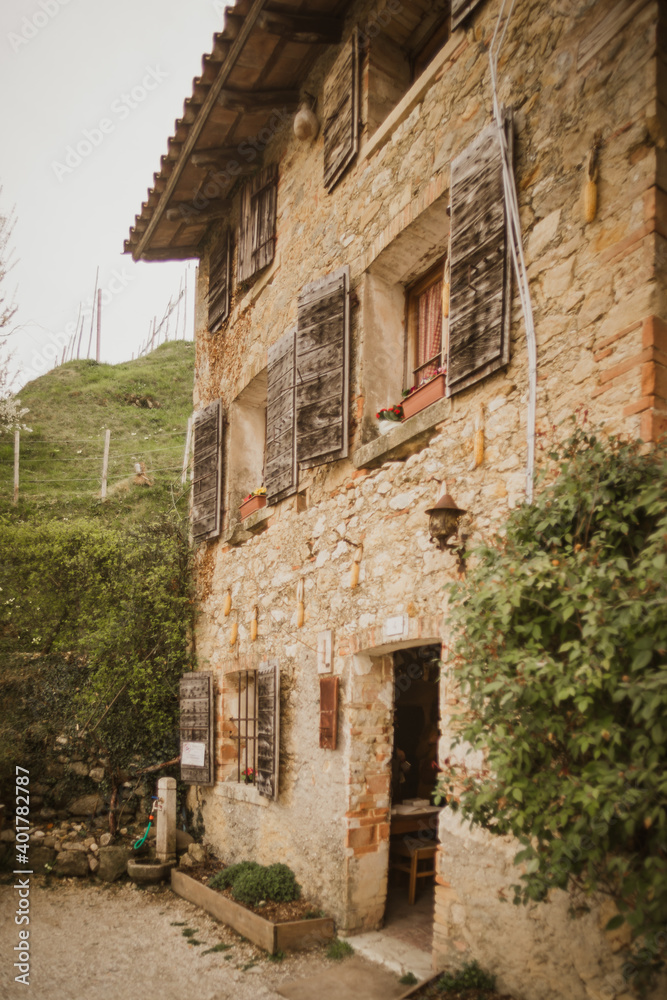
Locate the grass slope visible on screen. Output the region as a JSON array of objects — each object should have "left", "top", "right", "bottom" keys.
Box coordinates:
[{"left": 0, "top": 340, "right": 195, "bottom": 523}]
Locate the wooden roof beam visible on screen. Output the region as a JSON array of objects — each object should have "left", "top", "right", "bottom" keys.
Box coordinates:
[
  {"left": 217, "top": 88, "right": 300, "bottom": 112},
  {"left": 192, "top": 148, "right": 257, "bottom": 169},
  {"left": 166, "top": 201, "right": 230, "bottom": 225},
  {"left": 257, "top": 9, "right": 344, "bottom": 44}
]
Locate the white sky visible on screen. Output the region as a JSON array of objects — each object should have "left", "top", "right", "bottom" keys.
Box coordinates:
[{"left": 0, "top": 0, "right": 226, "bottom": 390}]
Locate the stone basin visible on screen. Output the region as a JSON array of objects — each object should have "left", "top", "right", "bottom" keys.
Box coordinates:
[{"left": 126, "top": 858, "right": 177, "bottom": 884}]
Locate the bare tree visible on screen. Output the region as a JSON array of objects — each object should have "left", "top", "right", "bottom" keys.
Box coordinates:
[{"left": 0, "top": 197, "right": 29, "bottom": 433}]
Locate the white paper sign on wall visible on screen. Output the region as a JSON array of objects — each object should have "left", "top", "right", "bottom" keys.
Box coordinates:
[
  {"left": 383, "top": 614, "right": 409, "bottom": 640},
  {"left": 181, "top": 741, "right": 206, "bottom": 767},
  {"left": 317, "top": 630, "right": 333, "bottom": 673}
]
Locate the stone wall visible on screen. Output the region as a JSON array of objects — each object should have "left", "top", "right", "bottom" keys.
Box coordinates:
[{"left": 189, "top": 0, "right": 665, "bottom": 995}]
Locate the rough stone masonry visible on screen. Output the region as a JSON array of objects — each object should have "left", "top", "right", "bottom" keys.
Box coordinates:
[{"left": 127, "top": 1, "right": 667, "bottom": 999}]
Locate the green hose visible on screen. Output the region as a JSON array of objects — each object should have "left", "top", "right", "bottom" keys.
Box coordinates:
[
  {"left": 133, "top": 796, "right": 158, "bottom": 850},
  {"left": 133, "top": 821, "right": 152, "bottom": 850}
]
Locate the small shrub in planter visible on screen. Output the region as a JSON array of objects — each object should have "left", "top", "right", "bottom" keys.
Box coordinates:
[
  {"left": 437, "top": 960, "right": 496, "bottom": 992},
  {"left": 262, "top": 863, "right": 301, "bottom": 902},
  {"left": 208, "top": 860, "right": 301, "bottom": 906}
]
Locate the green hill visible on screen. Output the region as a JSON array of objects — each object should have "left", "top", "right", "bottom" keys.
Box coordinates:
[{"left": 0, "top": 340, "right": 195, "bottom": 522}]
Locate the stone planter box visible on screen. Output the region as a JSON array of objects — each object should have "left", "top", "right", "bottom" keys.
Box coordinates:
[
  {"left": 401, "top": 373, "right": 446, "bottom": 420},
  {"left": 171, "top": 870, "right": 335, "bottom": 954},
  {"left": 239, "top": 494, "right": 267, "bottom": 519}
]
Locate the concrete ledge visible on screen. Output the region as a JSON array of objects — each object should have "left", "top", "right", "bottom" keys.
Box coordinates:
[
  {"left": 213, "top": 781, "right": 270, "bottom": 807},
  {"left": 224, "top": 505, "right": 273, "bottom": 546},
  {"left": 171, "top": 870, "right": 335, "bottom": 954},
  {"left": 352, "top": 397, "right": 450, "bottom": 469}
]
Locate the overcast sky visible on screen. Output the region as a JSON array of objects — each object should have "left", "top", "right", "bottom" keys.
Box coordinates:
[{"left": 0, "top": 0, "right": 227, "bottom": 391}]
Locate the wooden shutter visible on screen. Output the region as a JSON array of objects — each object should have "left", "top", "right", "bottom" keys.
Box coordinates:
[
  {"left": 237, "top": 164, "right": 277, "bottom": 283},
  {"left": 256, "top": 661, "right": 279, "bottom": 799},
  {"left": 451, "top": 0, "right": 485, "bottom": 31},
  {"left": 446, "top": 113, "right": 513, "bottom": 396},
  {"left": 323, "top": 32, "right": 359, "bottom": 191},
  {"left": 180, "top": 672, "right": 214, "bottom": 785},
  {"left": 296, "top": 266, "right": 350, "bottom": 468},
  {"left": 208, "top": 228, "right": 231, "bottom": 332},
  {"left": 266, "top": 328, "right": 297, "bottom": 504},
  {"left": 319, "top": 676, "right": 339, "bottom": 750},
  {"left": 192, "top": 399, "right": 223, "bottom": 542}
]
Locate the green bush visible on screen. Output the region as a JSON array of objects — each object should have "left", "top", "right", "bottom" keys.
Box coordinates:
[
  {"left": 231, "top": 867, "right": 271, "bottom": 906},
  {"left": 208, "top": 861, "right": 261, "bottom": 892},
  {"left": 262, "top": 863, "right": 301, "bottom": 902},
  {"left": 0, "top": 516, "right": 193, "bottom": 813},
  {"left": 208, "top": 860, "right": 301, "bottom": 905},
  {"left": 437, "top": 961, "right": 495, "bottom": 992},
  {"left": 435, "top": 427, "right": 667, "bottom": 979}
]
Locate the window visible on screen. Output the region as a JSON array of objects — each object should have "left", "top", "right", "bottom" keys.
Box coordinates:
[
  {"left": 323, "top": 32, "right": 360, "bottom": 191},
  {"left": 208, "top": 228, "right": 231, "bottom": 332},
  {"left": 406, "top": 261, "right": 446, "bottom": 391},
  {"left": 222, "top": 663, "right": 280, "bottom": 799},
  {"left": 265, "top": 266, "right": 351, "bottom": 502},
  {"left": 362, "top": 2, "right": 451, "bottom": 139},
  {"left": 229, "top": 669, "right": 258, "bottom": 785},
  {"left": 226, "top": 369, "right": 267, "bottom": 532},
  {"left": 191, "top": 399, "right": 224, "bottom": 543},
  {"left": 237, "top": 163, "right": 278, "bottom": 283}
]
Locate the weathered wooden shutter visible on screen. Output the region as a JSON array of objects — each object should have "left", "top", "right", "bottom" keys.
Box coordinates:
[
  {"left": 266, "top": 328, "right": 297, "bottom": 504},
  {"left": 180, "top": 672, "right": 214, "bottom": 785},
  {"left": 319, "top": 676, "right": 339, "bottom": 750},
  {"left": 323, "top": 32, "right": 359, "bottom": 191},
  {"left": 451, "top": 0, "right": 486, "bottom": 31},
  {"left": 192, "top": 399, "right": 223, "bottom": 542},
  {"left": 208, "top": 228, "right": 231, "bottom": 332},
  {"left": 446, "top": 113, "right": 513, "bottom": 396},
  {"left": 256, "top": 661, "right": 279, "bottom": 799},
  {"left": 296, "top": 266, "right": 350, "bottom": 468},
  {"left": 237, "top": 163, "right": 277, "bottom": 283}
]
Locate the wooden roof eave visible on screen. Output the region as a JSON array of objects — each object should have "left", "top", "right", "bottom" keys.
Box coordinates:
[{"left": 126, "top": 0, "right": 351, "bottom": 263}]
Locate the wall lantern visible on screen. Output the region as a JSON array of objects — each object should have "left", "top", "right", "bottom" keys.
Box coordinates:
[{"left": 425, "top": 493, "right": 467, "bottom": 551}]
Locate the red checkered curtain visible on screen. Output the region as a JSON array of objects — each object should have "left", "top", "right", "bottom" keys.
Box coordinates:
[{"left": 416, "top": 280, "right": 443, "bottom": 381}]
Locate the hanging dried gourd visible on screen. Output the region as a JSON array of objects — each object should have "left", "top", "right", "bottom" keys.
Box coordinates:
[
  {"left": 223, "top": 589, "right": 232, "bottom": 617},
  {"left": 296, "top": 580, "right": 305, "bottom": 629},
  {"left": 250, "top": 606, "right": 258, "bottom": 642},
  {"left": 350, "top": 544, "right": 363, "bottom": 588},
  {"left": 229, "top": 621, "right": 238, "bottom": 647}
]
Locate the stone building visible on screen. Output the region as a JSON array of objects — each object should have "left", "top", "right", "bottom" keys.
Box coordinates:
[{"left": 125, "top": 1, "right": 666, "bottom": 997}]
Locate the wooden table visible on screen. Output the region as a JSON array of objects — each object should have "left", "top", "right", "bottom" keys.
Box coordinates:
[{"left": 389, "top": 806, "right": 441, "bottom": 837}]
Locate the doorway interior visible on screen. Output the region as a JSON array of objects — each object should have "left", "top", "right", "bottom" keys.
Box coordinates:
[{"left": 384, "top": 643, "right": 441, "bottom": 953}]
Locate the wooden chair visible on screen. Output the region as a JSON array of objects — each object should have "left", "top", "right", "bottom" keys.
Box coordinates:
[{"left": 390, "top": 840, "right": 437, "bottom": 905}]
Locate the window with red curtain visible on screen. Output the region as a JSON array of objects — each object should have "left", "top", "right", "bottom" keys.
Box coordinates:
[{"left": 407, "top": 261, "right": 446, "bottom": 389}]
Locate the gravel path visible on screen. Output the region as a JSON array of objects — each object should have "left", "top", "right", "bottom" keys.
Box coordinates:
[{"left": 0, "top": 877, "right": 374, "bottom": 1000}]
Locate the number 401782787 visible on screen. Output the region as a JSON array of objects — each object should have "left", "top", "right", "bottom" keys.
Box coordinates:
[{"left": 15, "top": 767, "right": 30, "bottom": 866}]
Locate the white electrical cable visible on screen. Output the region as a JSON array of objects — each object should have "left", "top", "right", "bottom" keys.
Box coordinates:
[{"left": 488, "top": 0, "right": 538, "bottom": 503}]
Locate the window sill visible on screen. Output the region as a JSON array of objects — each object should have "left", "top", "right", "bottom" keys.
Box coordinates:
[
  {"left": 214, "top": 782, "right": 270, "bottom": 807},
  {"left": 359, "top": 29, "right": 463, "bottom": 164},
  {"left": 352, "top": 395, "right": 450, "bottom": 469},
  {"left": 224, "top": 505, "right": 273, "bottom": 546}
]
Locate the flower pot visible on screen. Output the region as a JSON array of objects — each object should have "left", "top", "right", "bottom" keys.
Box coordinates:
[
  {"left": 402, "top": 373, "right": 446, "bottom": 420},
  {"left": 240, "top": 495, "right": 267, "bottom": 519}
]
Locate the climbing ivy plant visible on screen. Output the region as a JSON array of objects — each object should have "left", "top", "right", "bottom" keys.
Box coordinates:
[
  {"left": 0, "top": 516, "right": 194, "bottom": 825},
  {"left": 435, "top": 427, "right": 667, "bottom": 980}
]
